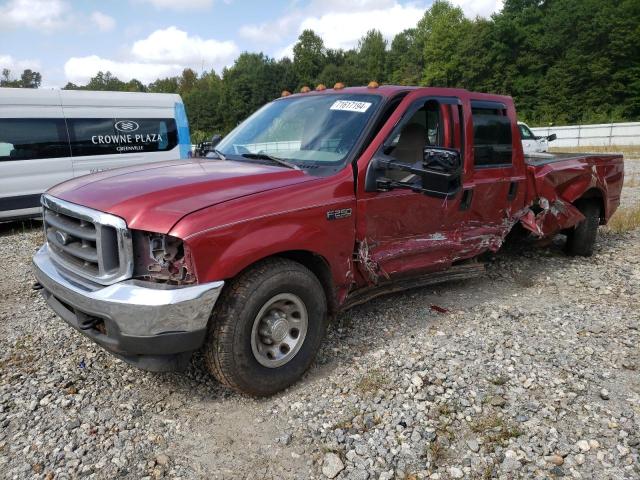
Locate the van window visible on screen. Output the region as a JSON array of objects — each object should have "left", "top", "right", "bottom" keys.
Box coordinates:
[
  {"left": 66, "top": 118, "right": 178, "bottom": 156},
  {"left": 472, "top": 103, "right": 513, "bottom": 166},
  {"left": 0, "top": 119, "right": 69, "bottom": 161}
]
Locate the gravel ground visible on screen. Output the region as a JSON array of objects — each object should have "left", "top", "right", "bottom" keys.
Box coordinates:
[{"left": 1, "top": 159, "right": 638, "bottom": 480}]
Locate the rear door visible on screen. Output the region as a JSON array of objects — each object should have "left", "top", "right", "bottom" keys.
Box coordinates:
[
  {"left": 457, "top": 100, "right": 526, "bottom": 253},
  {"left": 0, "top": 92, "right": 72, "bottom": 218}
]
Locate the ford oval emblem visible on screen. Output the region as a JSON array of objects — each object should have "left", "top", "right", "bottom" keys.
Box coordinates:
[{"left": 114, "top": 120, "right": 139, "bottom": 132}]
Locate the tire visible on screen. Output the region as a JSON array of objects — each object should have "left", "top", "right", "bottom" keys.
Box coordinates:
[
  {"left": 204, "top": 257, "right": 328, "bottom": 396},
  {"left": 565, "top": 201, "right": 601, "bottom": 257}
]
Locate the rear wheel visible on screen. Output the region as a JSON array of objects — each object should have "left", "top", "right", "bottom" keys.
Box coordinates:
[
  {"left": 565, "top": 201, "right": 601, "bottom": 256},
  {"left": 204, "top": 258, "right": 327, "bottom": 396}
]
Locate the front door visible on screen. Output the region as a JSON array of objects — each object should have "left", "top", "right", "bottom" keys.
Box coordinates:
[{"left": 355, "top": 93, "right": 467, "bottom": 282}]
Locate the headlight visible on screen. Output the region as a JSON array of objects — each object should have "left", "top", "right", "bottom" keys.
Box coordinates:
[{"left": 132, "top": 231, "right": 196, "bottom": 284}]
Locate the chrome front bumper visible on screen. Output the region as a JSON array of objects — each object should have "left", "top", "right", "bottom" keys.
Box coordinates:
[{"left": 33, "top": 244, "right": 224, "bottom": 370}]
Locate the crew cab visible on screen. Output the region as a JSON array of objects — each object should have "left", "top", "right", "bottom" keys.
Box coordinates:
[{"left": 32, "top": 84, "right": 624, "bottom": 396}]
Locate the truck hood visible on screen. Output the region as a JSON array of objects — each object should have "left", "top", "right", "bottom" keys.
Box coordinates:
[{"left": 48, "top": 159, "right": 317, "bottom": 233}]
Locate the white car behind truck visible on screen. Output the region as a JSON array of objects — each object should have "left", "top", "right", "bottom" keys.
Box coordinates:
[
  {"left": 518, "top": 121, "right": 556, "bottom": 154},
  {"left": 0, "top": 88, "right": 191, "bottom": 221}
]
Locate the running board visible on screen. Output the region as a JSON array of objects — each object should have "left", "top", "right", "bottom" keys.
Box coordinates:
[{"left": 340, "top": 261, "right": 486, "bottom": 311}]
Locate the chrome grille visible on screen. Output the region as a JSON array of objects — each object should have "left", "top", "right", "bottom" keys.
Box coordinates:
[{"left": 42, "top": 194, "right": 133, "bottom": 285}]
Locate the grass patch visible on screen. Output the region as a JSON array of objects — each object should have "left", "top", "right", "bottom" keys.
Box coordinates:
[
  {"left": 0, "top": 337, "right": 36, "bottom": 374},
  {"left": 355, "top": 368, "right": 390, "bottom": 394},
  {"left": 426, "top": 439, "right": 447, "bottom": 465},
  {"left": 469, "top": 414, "right": 522, "bottom": 451},
  {"left": 606, "top": 204, "right": 640, "bottom": 233},
  {"left": 489, "top": 375, "right": 509, "bottom": 386},
  {"left": 625, "top": 173, "right": 640, "bottom": 188}
]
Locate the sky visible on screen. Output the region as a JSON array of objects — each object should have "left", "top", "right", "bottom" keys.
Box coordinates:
[{"left": 0, "top": 0, "right": 503, "bottom": 88}]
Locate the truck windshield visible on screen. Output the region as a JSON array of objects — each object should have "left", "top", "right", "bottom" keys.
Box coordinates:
[{"left": 215, "top": 93, "right": 382, "bottom": 168}]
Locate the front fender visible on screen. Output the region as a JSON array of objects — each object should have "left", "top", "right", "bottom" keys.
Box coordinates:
[
  {"left": 169, "top": 168, "right": 357, "bottom": 292},
  {"left": 184, "top": 205, "right": 355, "bottom": 288}
]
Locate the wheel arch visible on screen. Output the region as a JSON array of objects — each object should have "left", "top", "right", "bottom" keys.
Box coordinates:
[
  {"left": 226, "top": 250, "right": 338, "bottom": 317},
  {"left": 575, "top": 187, "right": 606, "bottom": 224}
]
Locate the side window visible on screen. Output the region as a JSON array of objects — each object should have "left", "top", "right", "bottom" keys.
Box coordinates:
[
  {"left": 387, "top": 100, "right": 442, "bottom": 165},
  {"left": 0, "top": 119, "right": 69, "bottom": 161},
  {"left": 518, "top": 124, "right": 535, "bottom": 140},
  {"left": 67, "top": 119, "right": 117, "bottom": 156},
  {"left": 67, "top": 118, "right": 178, "bottom": 156},
  {"left": 472, "top": 102, "right": 513, "bottom": 166}
]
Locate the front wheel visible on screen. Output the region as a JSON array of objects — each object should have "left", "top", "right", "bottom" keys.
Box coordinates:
[
  {"left": 204, "top": 258, "right": 327, "bottom": 396},
  {"left": 565, "top": 201, "right": 601, "bottom": 257}
]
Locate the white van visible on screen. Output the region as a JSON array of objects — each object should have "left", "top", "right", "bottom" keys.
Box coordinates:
[{"left": 0, "top": 88, "right": 191, "bottom": 220}]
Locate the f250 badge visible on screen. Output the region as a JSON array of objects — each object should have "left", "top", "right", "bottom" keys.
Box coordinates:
[{"left": 326, "top": 208, "right": 352, "bottom": 220}]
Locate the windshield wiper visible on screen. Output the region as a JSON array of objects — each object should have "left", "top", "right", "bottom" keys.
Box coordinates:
[
  {"left": 204, "top": 148, "right": 226, "bottom": 160},
  {"left": 241, "top": 153, "right": 299, "bottom": 170},
  {"left": 212, "top": 148, "right": 226, "bottom": 160}
]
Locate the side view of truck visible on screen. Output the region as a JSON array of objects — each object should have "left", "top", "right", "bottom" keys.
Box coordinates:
[{"left": 33, "top": 84, "right": 624, "bottom": 396}]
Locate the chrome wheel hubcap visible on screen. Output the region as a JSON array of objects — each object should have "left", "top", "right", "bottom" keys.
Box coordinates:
[{"left": 251, "top": 293, "right": 308, "bottom": 368}]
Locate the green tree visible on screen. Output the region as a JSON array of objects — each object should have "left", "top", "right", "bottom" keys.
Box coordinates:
[
  {"left": 417, "top": 0, "right": 471, "bottom": 87},
  {"left": 357, "top": 30, "right": 387, "bottom": 83},
  {"left": 182, "top": 70, "right": 224, "bottom": 135},
  {"left": 388, "top": 29, "right": 423, "bottom": 85},
  {"left": 293, "top": 29, "right": 326, "bottom": 87},
  {"left": 178, "top": 68, "right": 198, "bottom": 95},
  {"left": 1, "top": 68, "right": 42, "bottom": 88},
  {"left": 148, "top": 77, "right": 179, "bottom": 93},
  {"left": 84, "top": 71, "right": 127, "bottom": 91},
  {"left": 20, "top": 69, "right": 42, "bottom": 88},
  {"left": 59, "top": 0, "right": 640, "bottom": 127},
  {"left": 219, "top": 53, "right": 294, "bottom": 132}
]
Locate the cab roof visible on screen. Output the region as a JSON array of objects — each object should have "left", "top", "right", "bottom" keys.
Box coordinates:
[{"left": 280, "top": 85, "right": 513, "bottom": 105}]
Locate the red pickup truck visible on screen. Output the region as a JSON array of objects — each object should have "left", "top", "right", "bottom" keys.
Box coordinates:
[{"left": 33, "top": 85, "right": 624, "bottom": 396}]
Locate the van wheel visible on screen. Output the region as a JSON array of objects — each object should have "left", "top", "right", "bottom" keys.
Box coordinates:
[
  {"left": 565, "top": 201, "right": 600, "bottom": 257},
  {"left": 204, "top": 258, "right": 327, "bottom": 396}
]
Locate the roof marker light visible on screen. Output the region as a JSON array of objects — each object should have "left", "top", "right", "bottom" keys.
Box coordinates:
[
  {"left": 333, "top": 82, "right": 345, "bottom": 90},
  {"left": 315, "top": 84, "right": 327, "bottom": 91},
  {"left": 367, "top": 81, "right": 379, "bottom": 89}
]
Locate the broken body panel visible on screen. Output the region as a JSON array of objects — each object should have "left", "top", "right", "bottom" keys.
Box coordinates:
[{"left": 44, "top": 86, "right": 624, "bottom": 311}]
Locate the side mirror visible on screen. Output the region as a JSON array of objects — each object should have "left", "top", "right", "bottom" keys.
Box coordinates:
[
  {"left": 365, "top": 147, "right": 462, "bottom": 199},
  {"left": 546, "top": 133, "right": 557, "bottom": 142},
  {"left": 210, "top": 134, "right": 222, "bottom": 147},
  {"left": 421, "top": 147, "right": 462, "bottom": 198},
  {"left": 423, "top": 147, "right": 461, "bottom": 173}
]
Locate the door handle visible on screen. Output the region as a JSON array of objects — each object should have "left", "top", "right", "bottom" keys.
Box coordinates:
[
  {"left": 459, "top": 188, "right": 473, "bottom": 211},
  {"left": 507, "top": 181, "right": 518, "bottom": 201}
]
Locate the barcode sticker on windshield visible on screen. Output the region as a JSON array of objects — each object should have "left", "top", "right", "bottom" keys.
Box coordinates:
[{"left": 330, "top": 100, "right": 372, "bottom": 113}]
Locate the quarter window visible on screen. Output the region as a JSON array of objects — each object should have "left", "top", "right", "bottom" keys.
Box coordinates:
[
  {"left": 0, "top": 119, "right": 69, "bottom": 161},
  {"left": 472, "top": 102, "right": 513, "bottom": 166}
]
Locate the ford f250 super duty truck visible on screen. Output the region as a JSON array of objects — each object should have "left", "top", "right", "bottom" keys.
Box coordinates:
[{"left": 33, "top": 84, "right": 624, "bottom": 396}]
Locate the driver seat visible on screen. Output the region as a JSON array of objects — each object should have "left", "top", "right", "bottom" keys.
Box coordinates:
[{"left": 388, "top": 123, "right": 426, "bottom": 182}]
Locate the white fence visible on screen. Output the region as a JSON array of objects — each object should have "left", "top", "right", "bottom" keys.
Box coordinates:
[{"left": 531, "top": 122, "right": 640, "bottom": 148}]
